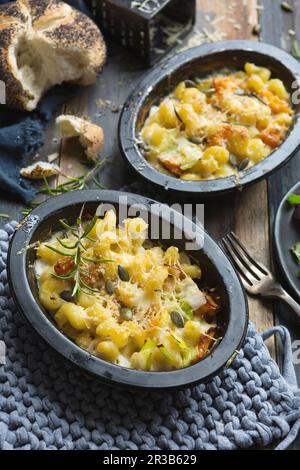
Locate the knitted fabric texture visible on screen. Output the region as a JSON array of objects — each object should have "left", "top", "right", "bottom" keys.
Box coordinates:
[{"left": 1, "top": 222, "right": 300, "bottom": 450}]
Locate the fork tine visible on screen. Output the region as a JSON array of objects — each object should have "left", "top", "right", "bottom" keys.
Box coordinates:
[
  {"left": 230, "top": 232, "right": 269, "bottom": 276},
  {"left": 225, "top": 233, "right": 264, "bottom": 281},
  {"left": 229, "top": 265, "right": 251, "bottom": 293},
  {"left": 220, "top": 238, "right": 255, "bottom": 286}
]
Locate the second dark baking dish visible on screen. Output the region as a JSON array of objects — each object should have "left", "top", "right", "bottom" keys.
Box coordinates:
[{"left": 119, "top": 40, "right": 300, "bottom": 197}]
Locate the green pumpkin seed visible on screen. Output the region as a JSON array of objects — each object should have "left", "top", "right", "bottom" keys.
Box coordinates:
[
  {"left": 252, "top": 24, "right": 261, "bottom": 36},
  {"left": 234, "top": 89, "right": 246, "bottom": 96},
  {"left": 120, "top": 308, "right": 133, "bottom": 321},
  {"left": 238, "top": 158, "right": 250, "bottom": 171},
  {"left": 118, "top": 265, "right": 130, "bottom": 282},
  {"left": 281, "top": 2, "right": 293, "bottom": 12},
  {"left": 224, "top": 120, "right": 251, "bottom": 128},
  {"left": 60, "top": 291, "right": 74, "bottom": 302},
  {"left": 188, "top": 137, "right": 204, "bottom": 145},
  {"left": 200, "top": 87, "right": 216, "bottom": 95},
  {"left": 229, "top": 154, "right": 238, "bottom": 167},
  {"left": 170, "top": 310, "right": 185, "bottom": 328},
  {"left": 291, "top": 38, "right": 300, "bottom": 59},
  {"left": 184, "top": 79, "right": 197, "bottom": 88},
  {"left": 105, "top": 279, "right": 114, "bottom": 295},
  {"left": 140, "top": 143, "right": 150, "bottom": 153}
]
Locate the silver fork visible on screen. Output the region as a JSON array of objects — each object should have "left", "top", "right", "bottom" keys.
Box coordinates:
[{"left": 220, "top": 232, "right": 300, "bottom": 320}]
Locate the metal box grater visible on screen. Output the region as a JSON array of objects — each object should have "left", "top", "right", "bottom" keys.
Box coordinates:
[{"left": 88, "top": 0, "right": 196, "bottom": 66}]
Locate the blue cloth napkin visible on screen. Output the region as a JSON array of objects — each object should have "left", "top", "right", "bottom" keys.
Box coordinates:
[{"left": 0, "top": 0, "right": 92, "bottom": 204}]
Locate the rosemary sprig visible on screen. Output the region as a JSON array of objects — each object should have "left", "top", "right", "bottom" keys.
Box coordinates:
[
  {"left": 20, "top": 159, "right": 109, "bottom": 218},
  {"left": 40, "top": 158, "right": 109, "bottom": 196},
  {"left": 21, "top": 202, "right": 40, "bottom": 217},
  {"left": 46, "top": 207, "right": 113, "bottom": 299},
  {"left": 234, "top": 89, "right": 268, "bottom": 106},
  {"left": 45, "top": 244, "right": 71, "bottom": 257}
]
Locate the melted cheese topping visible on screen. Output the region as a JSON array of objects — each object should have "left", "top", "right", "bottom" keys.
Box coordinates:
[
  {"left": 140, "top": 63, "right": 294, "bottom": 181},
  {"left": 34, "top": 211, "right": 221, "bottom": 371}
]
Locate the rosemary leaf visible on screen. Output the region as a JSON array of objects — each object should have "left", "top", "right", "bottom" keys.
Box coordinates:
[
  {"left": 74, "top": 245, "right": 81, "bottom": 267},
  {"left": 174, "top": 106, "right": 183, "bottom": 123},
  {"left": 45, "top": 244, "right": 74, "bottom": 257},
  {"left": 78, "top": 240, "right": 87, "bottom": 251},
  {"left": 288, "top": 193, "right": 300, "bottom": 205},
  {"left": 92, "top": 177, "right": 106, "bottom": 189},
  {"left": 80, "top": 278, "right": 101, "bottom": 293},
  {"left": 80, "top": 288, "right": 95, "bottom": 297},
  {"left": 85, "top": 235, "right": 97, "bottom": 243},
  {"left": 79, "top": 267, "right": 91, "bottom": 275},
  {"left": 72, "top": 271, "right": 81, "bottom": 299},
  {"left": 249, "top": 93, "right": 268, "bottom": 106},
  {"left": 81, "top": 215, "right": 98, "bottom": 240},
  {"left": 56, "top": 237, "right": 78, "bottom": 250},
  {"left": 51, "top": 269, "right": 77, "bottom": 280},
  {"left": 59, "top": 219, "right": 75, "bottom": 231},
  {"left": 47, "top": 204, "right": 115, "bottom": 300},
  {"left": 40, "top": 158, "right": 109, "bottom": 197}
]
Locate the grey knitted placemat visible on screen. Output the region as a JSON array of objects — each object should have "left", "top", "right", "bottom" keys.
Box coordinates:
[{"left": 1, "top": 221, "right": 300, "bottom": 450}]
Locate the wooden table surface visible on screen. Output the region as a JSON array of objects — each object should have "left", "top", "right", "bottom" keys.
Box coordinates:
[{"left": 1, "top": 0, "right": 300, "bottom": 450}]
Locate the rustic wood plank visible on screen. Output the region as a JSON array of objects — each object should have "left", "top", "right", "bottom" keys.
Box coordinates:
[
  {"left": 58, "top": 44, "right": 145, "bottom": 189},
  {"left": 197, "top": 0, "right": 275, "bottom": 340},
  {"left": 260, "top": 0, "right": 300, "bottom": 450},
  {"left": 56, "top": 0, "right": 275, "bottom": 338},
  {"left": 260, "top": 0, "right": 300, "bottom": 372},
  {"left": 197, "top": 0, "right": 258, "bottom": 39}
]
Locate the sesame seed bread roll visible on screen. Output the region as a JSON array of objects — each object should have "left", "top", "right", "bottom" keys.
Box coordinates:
[{"left": 0, "top": 0, "right": 106, "bottom": 110}]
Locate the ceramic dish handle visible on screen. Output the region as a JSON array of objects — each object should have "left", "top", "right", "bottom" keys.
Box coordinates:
[{"left": 278, "top": 289, "right": 300, "bottom": 320}]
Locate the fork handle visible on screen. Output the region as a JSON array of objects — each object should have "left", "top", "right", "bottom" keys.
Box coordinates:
[{"left": 276, "top": 288, "right": 300, "bottom": 320}]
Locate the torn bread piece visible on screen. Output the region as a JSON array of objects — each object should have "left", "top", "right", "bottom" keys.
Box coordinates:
[
  {"left": 20, "top": 162, "right": 59, "bottom": 180},
  {"left": 56, "top": 115, "right": 104, "bottom": 161}
]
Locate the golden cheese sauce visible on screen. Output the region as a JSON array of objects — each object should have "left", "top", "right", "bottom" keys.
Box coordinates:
[
  {"left": 140, "top": 63, "right": 294, "bottom": 181},
  {"left": 34, "top": 210, "right": 221, "bottom": 371}
]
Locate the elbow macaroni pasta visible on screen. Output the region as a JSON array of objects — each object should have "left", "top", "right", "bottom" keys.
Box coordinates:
[
  {"left": 140, "top": 63, "right": 294, "bottom": 180},
  {"left": 35, "top": 210, "right": 221, "bottom": 371}
]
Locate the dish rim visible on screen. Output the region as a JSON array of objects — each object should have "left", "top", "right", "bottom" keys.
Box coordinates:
[
  {"left": 118, "top": 40, "right": 300, "bottom": 196},
  {"left": 8, "top": 190, "right": 249, "bottom": 390},
  {"left": 274, "top": 181, "right": 300, "bottom": 302}
]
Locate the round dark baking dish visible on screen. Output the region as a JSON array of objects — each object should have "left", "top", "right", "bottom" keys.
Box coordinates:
[
  {"left": 8, "top": 190, "right": 248, "bottom": 390},
  {"left": 119, "top": 40, "right": 300, "bottom": 197}
]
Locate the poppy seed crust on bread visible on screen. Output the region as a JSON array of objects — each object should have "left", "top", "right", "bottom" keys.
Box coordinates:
[{"left": 0, "top": 0, "right": 106, "bottom": 110}]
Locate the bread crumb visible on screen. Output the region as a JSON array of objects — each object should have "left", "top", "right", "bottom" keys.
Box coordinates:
[
  {"left": 56, "top": 115, "right": 104, "bottom": 162},
  {"left": 20, "top": 162, "right": 59, "bottom": 180}
]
